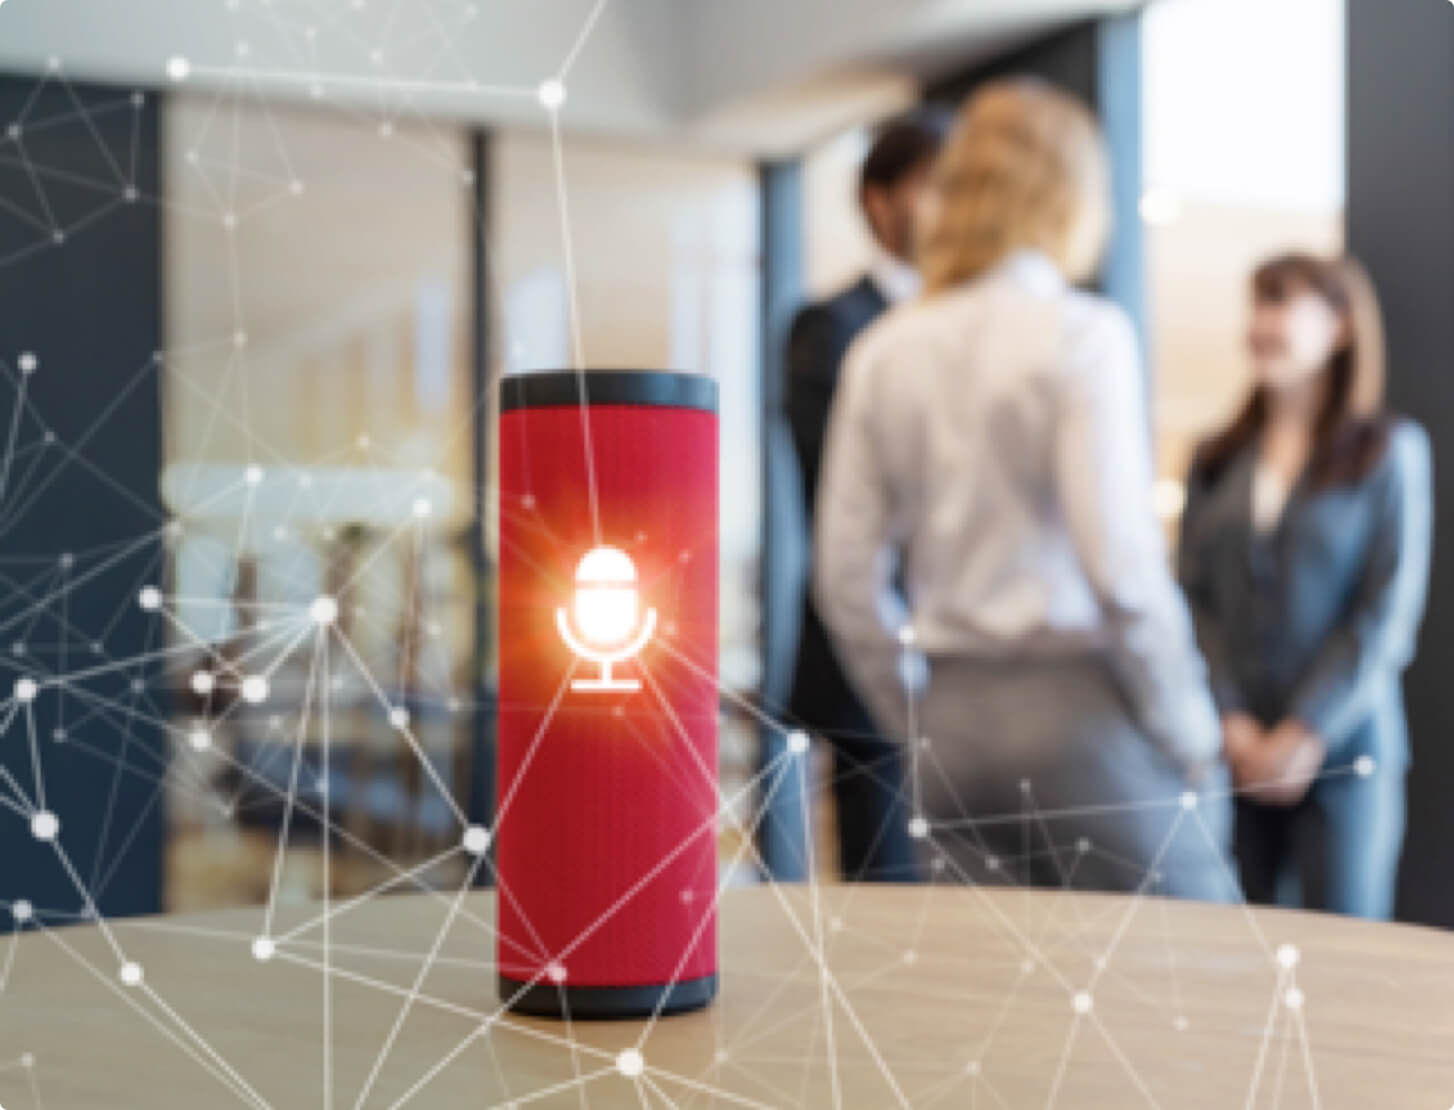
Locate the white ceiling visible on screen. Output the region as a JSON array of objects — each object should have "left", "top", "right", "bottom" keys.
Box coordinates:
[{"left": 0, "top": 0, "right": 1140, "bottom": 154}]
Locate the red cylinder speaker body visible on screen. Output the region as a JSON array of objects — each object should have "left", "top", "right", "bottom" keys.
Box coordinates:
[{"left": 496, "top": 370, "right": 719, "bottom": 1018}]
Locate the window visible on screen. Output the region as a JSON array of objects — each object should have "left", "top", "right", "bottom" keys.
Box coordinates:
[
  {"left": 1142, "top": 0, "right": 1345, "bottom": 495},
  {"left": 163, "top": 94, "right": 475, "bottom": 909}
]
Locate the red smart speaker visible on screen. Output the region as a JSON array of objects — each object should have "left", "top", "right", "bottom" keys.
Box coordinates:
[{"left": 496, "top": 370, "right": 719, "bottom": 1018}]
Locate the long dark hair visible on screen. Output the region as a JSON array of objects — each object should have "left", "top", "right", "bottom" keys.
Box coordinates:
[{"left": 1196, "top": 253, "right": 1389, "bottom": 488}]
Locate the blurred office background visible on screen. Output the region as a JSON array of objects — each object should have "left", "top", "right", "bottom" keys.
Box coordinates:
[{"left": 1, "top": 0, "right": 1451, "bottom": 927}]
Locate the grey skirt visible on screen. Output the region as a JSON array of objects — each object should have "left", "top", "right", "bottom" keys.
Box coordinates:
[{"left": 914, "top": 655, "right": 1236, "bottom": 902}]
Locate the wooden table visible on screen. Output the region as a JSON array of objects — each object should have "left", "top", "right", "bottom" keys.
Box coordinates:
[{"left": 2, "top": 886, "right": 1452, "bottom": 1108}]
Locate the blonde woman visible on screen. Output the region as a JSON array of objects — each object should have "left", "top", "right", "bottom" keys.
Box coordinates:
[{"left": 815, "top": 79, "right": 1233, "bottom": 900}]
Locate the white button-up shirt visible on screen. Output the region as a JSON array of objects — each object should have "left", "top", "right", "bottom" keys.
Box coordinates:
[
  {"left": 868, "top": 245, "right": 922, "bottom": 307},
  {"left": 814, "top": 249, "right": 1219, "bottom": 767}
]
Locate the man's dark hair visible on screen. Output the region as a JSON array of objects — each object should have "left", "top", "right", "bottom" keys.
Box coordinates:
[{"left": 859, "top": 108, "right": 952, "bottom": 194}]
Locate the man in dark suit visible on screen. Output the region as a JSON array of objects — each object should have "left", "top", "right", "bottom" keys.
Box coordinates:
[{"left": 785, "top": 111, "right": 947, "bottom": 882}]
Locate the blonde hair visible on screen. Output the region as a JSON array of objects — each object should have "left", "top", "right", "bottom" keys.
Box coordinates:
[{"left": 919, "top": 79, "right": 1111, "bottom": 293}]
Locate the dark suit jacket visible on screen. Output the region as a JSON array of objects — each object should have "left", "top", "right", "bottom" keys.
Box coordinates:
[
  {"left": 1176, "top": 419, "right": 1433, "bottom": 767},
  {"left": 785, "top": 275, "right": 888, "bottom": 729}
]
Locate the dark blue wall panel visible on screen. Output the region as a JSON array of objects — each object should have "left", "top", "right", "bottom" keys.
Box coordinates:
[
  {"left": 1346, "top": 0, "right": 1454, "bottom": 928},
  {"left": 0, "top": 73, "right": 166, "bottom": 927}
]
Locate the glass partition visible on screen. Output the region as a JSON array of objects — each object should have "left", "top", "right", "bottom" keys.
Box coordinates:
[{"left": 162, "top": 94, "right": 475, "bottom": 909}]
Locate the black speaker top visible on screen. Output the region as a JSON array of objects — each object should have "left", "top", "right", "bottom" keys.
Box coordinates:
[{"left": 500, "top": 370, "right": 718, "bottom": 415}]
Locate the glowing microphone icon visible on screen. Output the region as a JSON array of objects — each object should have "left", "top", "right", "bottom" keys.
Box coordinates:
[{"left": 556, "top": 545, "right": 658, "bottom": 693}]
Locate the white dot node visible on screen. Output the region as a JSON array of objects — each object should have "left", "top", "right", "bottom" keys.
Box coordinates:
[
  {"left": 1076, "top": 837, "right": 1091, "bottom": 854},
  {"left": 138, "top": 585, "right": 162, "bottom": 610},
  {"left": 412, "top": 497, "right": 432, "bottom": 518},
  {"left": 1173, "top": 1016, "right": 1189, "bottom": 1032},
  {"left": 1283, "top": 985, "right": 1305, "bottom": 1011},
  {"left": 786, "top": 729, "right": 809, "bottom": 755},
  {"left": 896, "top": 624, "right": 916, "bottom": 648},
  {"left": 241, "top": 675, "right": 269, "bottom": 704},
  {"left": 52, "top": 231, "right": 65, "bottom": 245},
  {"left": 986, "top": 855, "right": 1000, "bottom": 872},
  {"left": 251, "top": 937, "right": 275, "bottom": 962},
  {"left": 902, "top": 949, "right": 917, "bottom": 965},
  {"left": 462, "top": 825, "right": 491, "bottom": 855},
  {"left": 1180, "top": 790, "right": 1198, "bottom": 811},
  {"left": 1020, "top": 958, "right": 1034, "bottom": 976},
  {"left": 30, "top": 811, "right": 59, "bottom": 841},
  {"left": 119, "top": 961, "right": 144, "bottom": 986},
  {"left": 537, "top": 79, "right": 567, "bottom": 111},
  {"left": 615, "top": 1048, "right": 644, "bottom": 1079},
  {"left": 124, "top": 186, "right": 138, "bottom": 202},
  {"left": 130, "top": 678, "right": 145, "bottom": 694},
  {"left": 1072, "top": 991, "right": 1093, "bottom": 1015},
  {"left": 908, "top": 816, "right": 929, "bottom": 840},
  {"left": 188, "top": 728, "right": 211, "bottom": 752},
  {"left": 19, "top": 1052, "right": 33, "bottom": 1068},
  {"left": 310, "top": 596, "right": 338, "bottom": 625},
  {"left": 12, "top": 899, "right": 33, "bottom": 922},
  {"left": 244, "top": 464, "right": 263, "bottom": 485},
  {"left": 714, "top": 1049, "right": 728, "bottom": 1065},
  {"left": 6, "top": 123, "right": 20, "bottom": 140},
  {"left": 1354, "top": 755, "right": 1376, "bottom": 778},
  {"left": 389, "top": 706, "right": 410, "bottom": 730},
  {"left": 191, "top": 670, "right": 215, "bottom": 695},
  {"left": 52, "top": 728, "right": 66, "bottom": 742},
  {"left": 1276, "top": 943, "right": 1300, "bottom": 970},
  {"left": 965, "top": 1061, "right": 981, "bottom": 1077},
  {"left": 14, "top": 677, "right": 38, "bottom": 703},
  {"left": 829, "top": 916, "right": 843, "bottom": 933},
  {"left": 166, "top": 56, "right": 191, "bottom": 82},
  {"left": 378, "top": 121, "right": 394, "bottom": 138},
  {"left": 546, "top": 962, "right": 567, "bottom": 984},
  {"left": 18, "top": 351, "right": 37, "bottom": 373}
]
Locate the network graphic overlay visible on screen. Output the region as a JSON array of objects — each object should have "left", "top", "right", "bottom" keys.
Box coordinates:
[{"left": 1, "top": 1, "right": 1452, "bottom": 1108}]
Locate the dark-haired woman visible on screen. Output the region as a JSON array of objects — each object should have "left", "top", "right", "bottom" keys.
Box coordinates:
[{"left": 1178, "top": 254, "right": 1432, "bottom": 919}]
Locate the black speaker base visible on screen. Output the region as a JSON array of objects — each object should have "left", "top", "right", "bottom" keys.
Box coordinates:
[{"left": 499, "top": 973, "right": 717, "bottom": 1020}]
